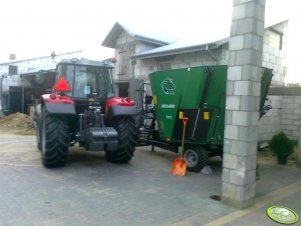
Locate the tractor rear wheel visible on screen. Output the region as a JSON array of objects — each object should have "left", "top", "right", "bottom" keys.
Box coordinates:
[
  {"left": 106, "top": 116, "right": 136, "bottom": 163},
  {"left": 184, "top": 147, "right": 208, "bottom": 172},
  {"left": 40, "top": 107, "right": 70, "bottom": 168},
  {"left": 36, "top": 120, "right": 42, "bottom": 151}
]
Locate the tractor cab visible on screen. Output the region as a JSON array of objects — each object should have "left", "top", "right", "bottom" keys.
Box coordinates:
[{"left": 54, "top": 58, "right": 115, "bottom": 113}]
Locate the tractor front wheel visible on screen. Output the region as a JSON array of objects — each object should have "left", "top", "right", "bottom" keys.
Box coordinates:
[
  {"left": 40, "top": 107, "right": 70, "bottom": 168},
  {"left": 106, "top": 116, "right": 136, "bottom": 163},
  {"left": 184, "top": 147, "right": 208, "bottom": 172}
]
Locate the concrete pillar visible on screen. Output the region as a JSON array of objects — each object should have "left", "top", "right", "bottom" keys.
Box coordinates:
[
  {"left": 222, "top": 0, "right": 266, "bottom": 209},
  {"left": 298, "top": 142, "right": 301, "bottom": 167},
  {"left": 297, "top": 113, "right": 301, "bottom": 167}
]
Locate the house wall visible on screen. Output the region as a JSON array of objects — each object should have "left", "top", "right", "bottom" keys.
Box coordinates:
[
  {"left": 114, "top": 31, "right": 135, "bottom": 81},
  {"left": 262, "top": 21, "right": 288, "bottom": 86},
  {"left": 134, "top": 46, "right": 229, "bottom": 81},
  {"left": 114, "top": 32, "right": 161, "bottom": 81}
]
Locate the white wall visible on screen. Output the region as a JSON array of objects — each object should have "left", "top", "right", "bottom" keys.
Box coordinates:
[
  {"left": 259, "top": 95, "right": 282, "bottom": 141},
  {"left": 259, "top": 94, "right": 301, "bottom": 142},
  {"left": 262, "top": 22, "right": 288, "bottom": 86},
  {"left": 134, "top": 47, "right": 228, "bottom": 80}
]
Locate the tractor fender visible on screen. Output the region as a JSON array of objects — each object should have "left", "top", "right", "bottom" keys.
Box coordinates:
[
  {"left": 41, "top": 94, "right": 76, "bottom": 115},
  {"left": 106, "top": 97, "right": 137, "bottom": 119},
  {"left": 108, "top": 105, "right": 138, "bottom": 119}
]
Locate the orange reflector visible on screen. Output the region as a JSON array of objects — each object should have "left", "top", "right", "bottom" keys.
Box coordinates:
[
  {"left": 53, "top": 76, "right": 71, "bottom": 92},
  {"left": 179, "top": 111, "right": 183, "bottom": 119},
  {"left": 49, "top": 93, "right": 56, "bottom": 100}
]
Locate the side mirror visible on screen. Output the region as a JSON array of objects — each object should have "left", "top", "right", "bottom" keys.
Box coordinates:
[
  {"left": 45, "top": 89, "right": 52, "bottom": 94},
  {"left": 145, "top": 95, "right": 153, "bottom": 105}
]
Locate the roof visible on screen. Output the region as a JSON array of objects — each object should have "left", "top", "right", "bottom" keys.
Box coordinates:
[
  {"left": 59, "top": 58, "right": 114, "bottom": 68},
  {"left": 132, "top": 20, "right": 288, "bottom": 60},
  {"left": 101, "top": 22, "right": 175, "bottom": 48},
  {"left": 132, "top": 35, "right": 229, "bottom": 60},
  {"left": 20, "top": 58, "right": 113, "bottom": 77},
  {"left": 0, "top": 51, "right": 82, "bottom": 65},
  {"left": 20, "top": 69, "right": 56, "bottom": 77}
]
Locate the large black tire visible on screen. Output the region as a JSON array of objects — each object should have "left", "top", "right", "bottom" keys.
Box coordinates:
[
  {"left": 36, "top": 105, "right": 42, "bottom": 151},
  {"left": 106, "top": 116, "right": 136, "bottom": 163},
  {"left": 40, "top": 107, "right": 70, "bottom": 168},
  {"left": 36, "top": 123, "right": 42, "bottom": 151},
  {"left": 184, "top": 147, "right": 208, "bottom": 172}
]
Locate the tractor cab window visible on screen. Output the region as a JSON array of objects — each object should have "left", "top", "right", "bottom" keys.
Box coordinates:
[
  {"left": 57, "top": 63, "right": 114, "bottom": 99},
  {"left": 57, "top": 64, "right": 74, "bottom": 96},
  {"left": 98, "top": 68, "right": 114, "bottom": 98},
  {"left": 74, "top": 66, "right": 97, "bottom": 98}
]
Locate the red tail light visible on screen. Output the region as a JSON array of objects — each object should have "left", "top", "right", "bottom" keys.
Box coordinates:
[{"left": 53, "top": 76, "right": 71, "bottom": 92}]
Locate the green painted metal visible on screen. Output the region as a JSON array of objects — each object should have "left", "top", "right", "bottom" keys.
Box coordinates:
[
  {"left": 260, "top": 67, "right": 273, "bottom": 112},
  {"left": 149, "top": 65, "right": 227, "bottom": 145},
  {"left": 149, "top": 65, "right": 272, "bottom": 147}
]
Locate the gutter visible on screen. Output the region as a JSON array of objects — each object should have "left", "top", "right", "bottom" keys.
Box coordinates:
[{"left": 131, "top": 38, "right": 228, "bottom": 60}]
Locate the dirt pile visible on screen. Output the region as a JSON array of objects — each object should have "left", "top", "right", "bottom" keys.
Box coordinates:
[{"left": 0, "top": 112, "right": 35, "bottom": 135}]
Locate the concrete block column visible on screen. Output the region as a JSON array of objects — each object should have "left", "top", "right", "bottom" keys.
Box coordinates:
[
  {"left": 298, "top": 139, "right": 301, "bottom": 167},
  {"left": 222, "top": 0, "right": 266, "bottom": 209},
  {"left": 298, "top": 108, "right": 301, "bottom": 166}
]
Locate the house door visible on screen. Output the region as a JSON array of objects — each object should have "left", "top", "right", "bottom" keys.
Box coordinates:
[{"left": 118, "top": 82, "right": 129, "bottom": 97}]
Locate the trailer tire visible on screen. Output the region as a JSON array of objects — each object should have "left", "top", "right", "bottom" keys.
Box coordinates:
[
  {"left": 106, "top": 116, "right": 136, "bottom": 163},
  {"left": 41, "top": 107, "right": 70, "bottom": 168},
  {"left": 184, "top": 147, "right": 208, "bottom": 172}
]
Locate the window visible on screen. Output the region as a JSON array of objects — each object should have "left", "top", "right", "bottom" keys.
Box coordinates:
[
  {"left": 8, "top": 65, "right": 18, "bottom": 75},
  {"left": 57, "top": 64, "right": 114, "bottom": 99},
  {"left": 269, "top": 29, "right": 283, "bottom": 50}
]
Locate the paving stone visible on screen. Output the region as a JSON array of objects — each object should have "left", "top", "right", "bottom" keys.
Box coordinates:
[{"left": 0, "top": 135, "right": 301, "bottom": 225}]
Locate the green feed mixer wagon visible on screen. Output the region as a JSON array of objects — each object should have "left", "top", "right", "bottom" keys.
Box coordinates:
[{"left": 137, "top": 65, "right": 273, "bottom": 172}]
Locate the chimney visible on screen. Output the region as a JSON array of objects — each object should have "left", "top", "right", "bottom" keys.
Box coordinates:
[
  {"left": 51, "top": 51, "right": 56, "bottom": 59},
  {"left": 9, "top": 54, "right": 16, "bottom": 61}
]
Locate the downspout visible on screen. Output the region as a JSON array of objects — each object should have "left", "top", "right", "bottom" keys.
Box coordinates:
[{"left": 206, "top": 45, "right": 218, "bottom": 64}]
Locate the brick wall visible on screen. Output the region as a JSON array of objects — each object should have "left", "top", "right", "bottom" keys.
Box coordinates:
[
  {"left": 259, "top": 95, "right": 301, "bottom": 142},
  {"left": 134, "top": 47, "right": 228, "bottom": 79},
  {"left": 280, "top": 96, "right": 301, "bottom": 141},
  {"left": 262, "top": 21, "right": 288, "bottom": 86},
  {"left": 259, "top": 95, "right": 282, "bottom": 141}
]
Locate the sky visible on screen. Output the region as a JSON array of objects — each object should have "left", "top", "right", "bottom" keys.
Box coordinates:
[{"left": 0, "top": 0, "right": 299, "bottom": 83}]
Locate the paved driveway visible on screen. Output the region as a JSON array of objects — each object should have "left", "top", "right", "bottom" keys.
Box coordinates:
[{"left": 0, "top": 134, "right": 300, "bottom": 226}]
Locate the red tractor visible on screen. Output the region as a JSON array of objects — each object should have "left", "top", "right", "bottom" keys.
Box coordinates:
[{"left": 36, "top": 58, "right": 137, "bottom": 168}]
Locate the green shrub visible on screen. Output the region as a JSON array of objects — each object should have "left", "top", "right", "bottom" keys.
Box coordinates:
[
  {"left": 269, "top": 132, "right": 293, "bottom": 164},
  {"left": 269, "top": 132, "right": 293, "bottom": 156}
]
